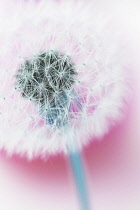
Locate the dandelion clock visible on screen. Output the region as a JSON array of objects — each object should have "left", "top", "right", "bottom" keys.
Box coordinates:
[{"left": 0, "top": 0, "right": 130, "bottom": 209}]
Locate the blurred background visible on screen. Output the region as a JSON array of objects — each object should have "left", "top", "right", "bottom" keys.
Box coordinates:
[{"left": 0, "top": 0, "right": 140, "bottom": 209}]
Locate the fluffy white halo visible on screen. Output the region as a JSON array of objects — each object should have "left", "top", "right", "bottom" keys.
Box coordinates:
[{"left": 0, "top": 0, "right": 129, "bottom": 159}]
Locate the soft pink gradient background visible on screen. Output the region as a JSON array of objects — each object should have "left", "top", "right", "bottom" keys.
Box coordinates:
[{"left": 0, "top": 0, "right": 140, "bottom": 210}]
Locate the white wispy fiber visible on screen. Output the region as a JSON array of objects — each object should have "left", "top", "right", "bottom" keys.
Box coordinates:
[{"left": 0, "top": 0, "right": 130, "bottom": 159}]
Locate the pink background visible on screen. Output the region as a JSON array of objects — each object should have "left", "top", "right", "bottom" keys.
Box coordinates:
[{"left": 0, "top": 0, "right": 140, "bottom": 210}]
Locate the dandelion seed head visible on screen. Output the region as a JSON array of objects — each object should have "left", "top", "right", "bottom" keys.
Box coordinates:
[{"left": 0, "top": 0, "right": 130, "bottom": 159}]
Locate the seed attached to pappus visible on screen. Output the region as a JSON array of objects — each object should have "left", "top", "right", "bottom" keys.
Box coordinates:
[{"left": 15, "top": 50, "right": 77, "bottom": 127}]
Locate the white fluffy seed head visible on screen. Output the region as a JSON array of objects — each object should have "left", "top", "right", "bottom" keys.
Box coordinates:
[{"left": 0, "top": 0, "right": 130, "bottom": 159}]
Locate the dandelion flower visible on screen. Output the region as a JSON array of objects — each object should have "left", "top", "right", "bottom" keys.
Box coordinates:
[{"left": 0, "top": 0, "right": 129, "bottom": 159}]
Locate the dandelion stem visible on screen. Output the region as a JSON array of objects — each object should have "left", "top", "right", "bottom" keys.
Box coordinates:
[{"left": 69, "top": 151, "right": 90, "bottom": 210}]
